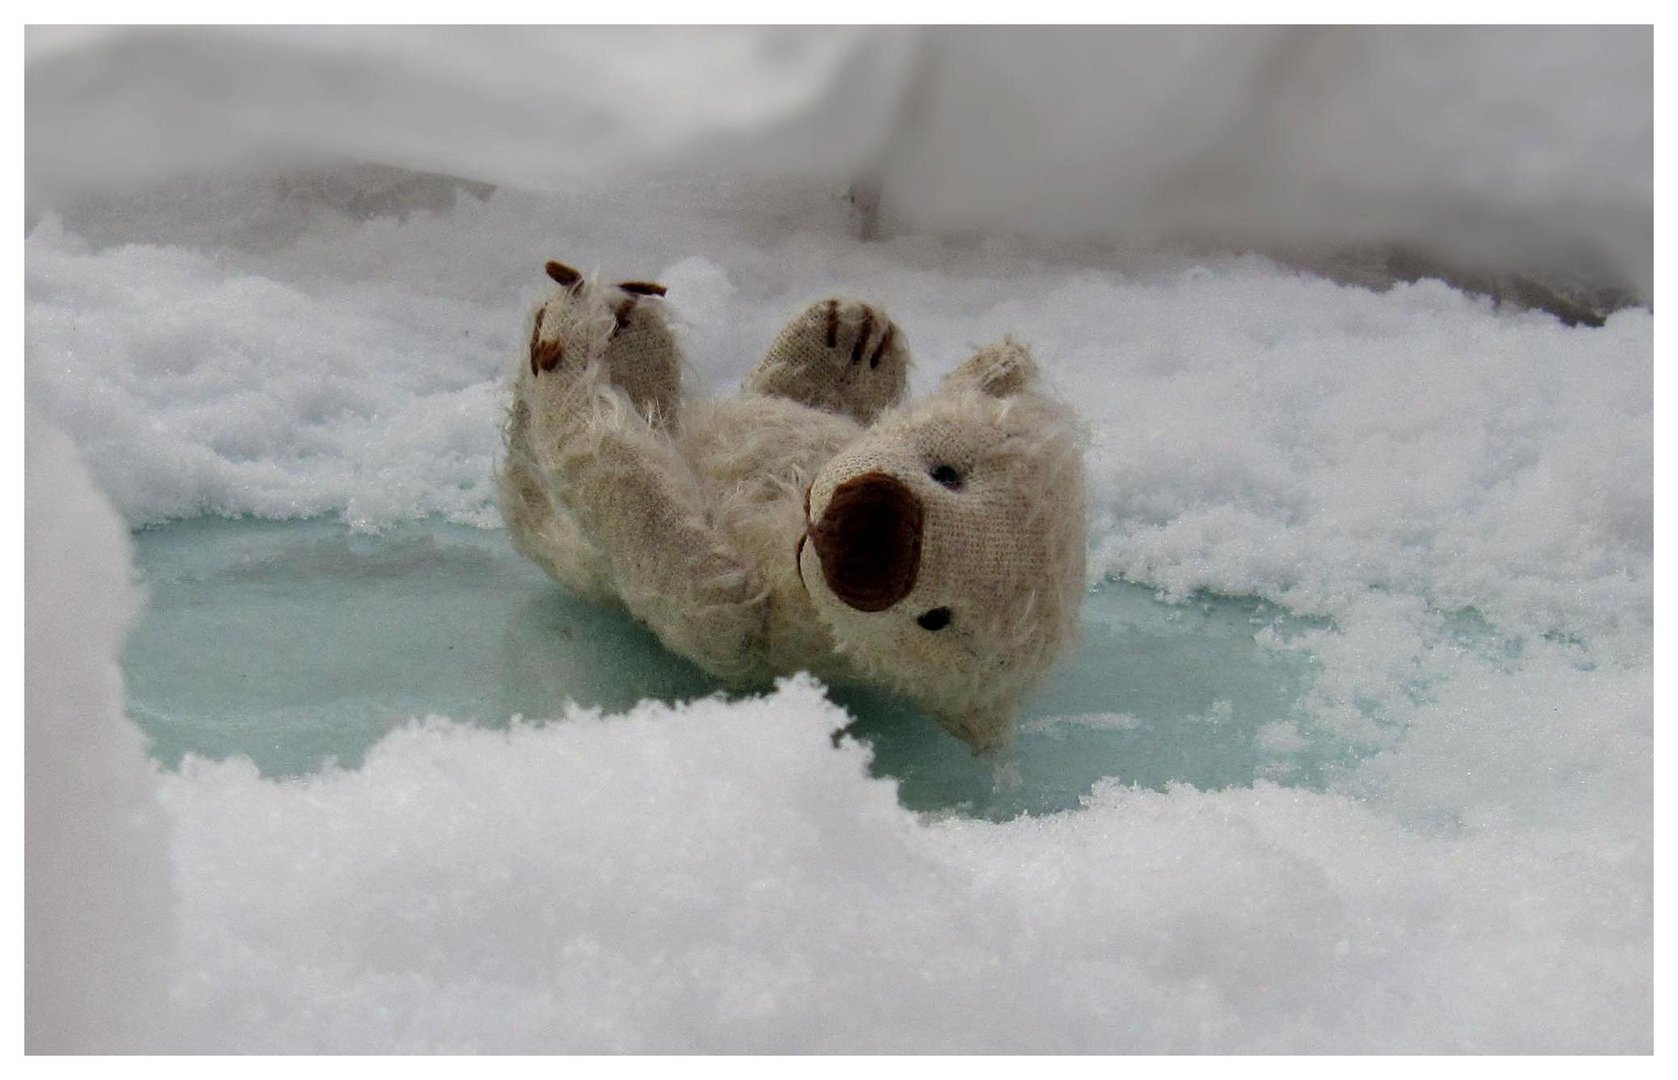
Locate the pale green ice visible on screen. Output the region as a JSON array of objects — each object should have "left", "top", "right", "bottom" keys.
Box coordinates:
[{"left": 125, "top": 516, "right": 1347, "bottom": 820}]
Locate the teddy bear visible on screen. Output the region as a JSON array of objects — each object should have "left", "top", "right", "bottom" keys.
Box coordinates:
[{"left": 498, "top": 260, "right": 1087, "bottom": 750}]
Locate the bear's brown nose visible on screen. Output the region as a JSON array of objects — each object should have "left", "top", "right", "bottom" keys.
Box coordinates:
[{"left": 808, "top": 471, "right": 924, "bottom": 612}]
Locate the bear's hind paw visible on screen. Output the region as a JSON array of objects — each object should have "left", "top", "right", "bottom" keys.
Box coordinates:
[{"left": 747, "top": 298, "right": 911, "bottom": 424}]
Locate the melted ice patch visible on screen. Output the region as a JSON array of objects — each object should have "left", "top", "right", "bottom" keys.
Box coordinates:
[{"left": 125, "top": 515, "right": 1342, "bottom": 818}]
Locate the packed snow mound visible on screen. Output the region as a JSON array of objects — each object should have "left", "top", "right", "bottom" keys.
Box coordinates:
[
  {"left": 160, "top": 672, "right": 1648, "bottom": 1053},
  {"left": 25, "top": 411, "right": 174, "bottom": 1053}
]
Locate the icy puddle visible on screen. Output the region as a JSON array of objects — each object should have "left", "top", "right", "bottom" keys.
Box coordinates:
[{"left": 125, "top": 516, "right": 1341, "bottom": 818}]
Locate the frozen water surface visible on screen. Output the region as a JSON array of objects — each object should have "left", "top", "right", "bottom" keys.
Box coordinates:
[
  {"left": 125, "top": 515, "right": 1336, "bottom": 819},
  {"left": 126, "top": 516, "right": 713, "bottom": 777}
]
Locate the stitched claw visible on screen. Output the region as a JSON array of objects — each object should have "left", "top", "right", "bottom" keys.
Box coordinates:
[
  {"left": 851, "top": 309, "right": 875, "bottom": 365},
  {"left": 824, "top": 299, "right": 840, "bottom": 348},
  {"left": 545, "top": 260, "right": 583, "bottom": 289},
  {"left": 529, "top": 308, "right": 565, "bottom": 374},
  {"left": 612, "top": 297, "right": 638, "bottom": 335},
  {"left": 531, "top": 337, "right": 565, "bottom": 375},
  {"left": 617, "top": 280, "right": 667, "bottom": 297},
  {"left": 867, "top": 323, "right": 895, "bottom": 370}
]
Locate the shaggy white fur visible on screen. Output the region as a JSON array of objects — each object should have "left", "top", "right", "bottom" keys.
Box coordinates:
[{"left": 500, "top": 267, "right": 1087, "bottom": 749}]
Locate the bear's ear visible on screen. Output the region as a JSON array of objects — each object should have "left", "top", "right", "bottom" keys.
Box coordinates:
[{"left": 942, "top": 338, "right": 1040, "bottom": 399}]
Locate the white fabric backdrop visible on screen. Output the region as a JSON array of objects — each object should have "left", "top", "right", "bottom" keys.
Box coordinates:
[{"left": 27, "top": 25, "right": 1652, "bottom": 293}]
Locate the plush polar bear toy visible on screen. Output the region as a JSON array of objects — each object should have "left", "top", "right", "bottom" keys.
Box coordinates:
[{"left": 499, "top": 261, "right": 1086, "bottom": 749}]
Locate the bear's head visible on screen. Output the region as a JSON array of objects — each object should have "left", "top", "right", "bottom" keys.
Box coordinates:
[{"left": 797, "top": 339, "right": 1087, "bottom": 750}]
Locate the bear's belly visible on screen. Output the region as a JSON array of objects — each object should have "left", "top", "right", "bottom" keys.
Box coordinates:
[{"left": 678, "top": 395, "right": 865, "bottom": 682}]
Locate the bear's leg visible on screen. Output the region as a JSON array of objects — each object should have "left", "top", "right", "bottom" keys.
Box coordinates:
[
  {"left": 498, "top": 391, "right": 616, "bottom": 603},
  {"left": 500, "top": 264, "right": 686, "bottom": 601},
  {"left": 516, "top": 267, "right": 766, "bottom": 680},
  {"left": 744, "top": 299, "right": 911, "bottom": 425}
]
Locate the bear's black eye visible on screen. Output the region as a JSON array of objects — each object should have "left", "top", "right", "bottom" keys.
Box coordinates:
[
  {"left": 917, "top": 607, "right": 953, "bottom": 632},
  {"left": 929, "top": 465, "right": 963, "bottom": 489}
]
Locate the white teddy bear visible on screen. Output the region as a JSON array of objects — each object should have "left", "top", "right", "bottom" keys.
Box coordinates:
[{"left": 499, "top": 260, "right": 1086, "bottom": 749}]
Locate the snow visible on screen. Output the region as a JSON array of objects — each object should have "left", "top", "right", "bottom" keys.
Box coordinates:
[
  {"left": 23, "top": 25, "right": 1652, "bottom": 1053},
  {"left": 25, "top": 412, "right": 175, "bottom": 1052},
  {"left": 154, "top": 674, "right": 1647, "bottom": 1053}
]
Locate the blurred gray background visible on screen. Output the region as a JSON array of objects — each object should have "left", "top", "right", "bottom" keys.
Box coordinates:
[{"left": 27, "top": 25, "right": 1652, "bottom": 321}]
